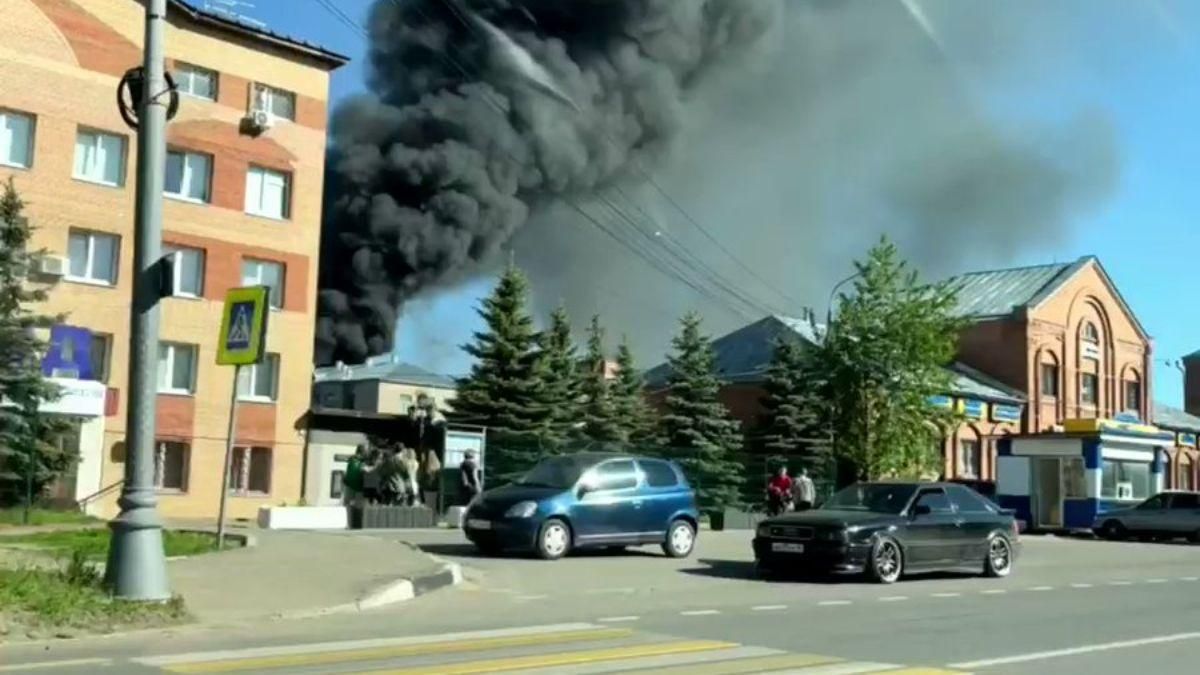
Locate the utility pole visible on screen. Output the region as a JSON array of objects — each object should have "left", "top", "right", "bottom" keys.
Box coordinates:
[{"left": 105, "top": 0, "right": 171, "bottom": 601}]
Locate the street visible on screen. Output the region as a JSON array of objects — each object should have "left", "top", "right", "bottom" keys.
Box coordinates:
[{"left": 3, "top": 530, "right": 1199, "bottom": 673}]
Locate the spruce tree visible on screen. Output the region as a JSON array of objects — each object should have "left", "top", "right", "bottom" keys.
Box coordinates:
[
  {"left": 757, "top": 336, "right": 832, "bottom": 479},
  {"left": 533, "top": 305, "right": 583, "bottom": 448},
  {"left": 578, "top": 315, "right": 621, "bottom": 445},
  {"left": 449, "top": 264, "right": 546, "bottom": 481},
  {"left": 0, "top": 178, "right": 72, "bottom": 509},
  {"left": 610, "top": 336, "right": 654, "bottom": 447},
  {"left": 659, "top": 312, "right": 745, "bottom": 512}
]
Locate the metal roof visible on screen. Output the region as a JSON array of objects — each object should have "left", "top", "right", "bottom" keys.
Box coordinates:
[
  {"left": 1152, "top": 402, "right": 1200, "bottom": 433},
  {"left": 942, "top": 260, "right": 1079, "bottom": 319},
  {"left": 170, "top": 0, "right": 349, "bottom": 68},
  {"left": 314, "top": 355, "right": 457, "bottom": 389},
  {"left": 945, "top": 362, "right": 1026, "bottom": 404}
]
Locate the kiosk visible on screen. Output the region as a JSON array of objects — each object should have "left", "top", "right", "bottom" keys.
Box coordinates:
[{"left": 996, "top": 417, "right": 1172, "bottom": 530}]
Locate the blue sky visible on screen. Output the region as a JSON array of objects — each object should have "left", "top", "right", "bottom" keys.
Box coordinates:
[{"left": 250, "top": 0, "right": 1200, "bottom": 406}]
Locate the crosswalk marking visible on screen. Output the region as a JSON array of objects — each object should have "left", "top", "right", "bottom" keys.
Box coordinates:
[
  {"left": 345, "top": 639, "right": 738, "bottom": 674},
  {"left": 160, "top": 627, "right": 633, "bottom": 673}
]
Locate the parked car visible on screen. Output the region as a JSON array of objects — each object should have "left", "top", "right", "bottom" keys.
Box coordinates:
[
  {"left": 753, "top": 481, "right": 1020, "bottom": 584},
  {"left": 462, "top": 452, "right": 700, "bottom": 560},
  {"left": 1092, "top": 491, "right": 1200, "bottom": 542}
]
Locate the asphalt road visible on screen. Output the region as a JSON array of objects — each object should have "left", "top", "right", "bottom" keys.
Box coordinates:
[{"left": 3, "top": 530, "right": 1200, "bottom": 674}]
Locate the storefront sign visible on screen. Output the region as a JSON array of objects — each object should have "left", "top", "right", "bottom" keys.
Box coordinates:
[
  {"left": 991, "top": 404, "right": 1022, "bottom": 423},
  {"left": 927, "top": 395, "right": 953, "bottom": 409},
  {"left": 38, "top": 378, "right": 106, "bottom": 417},
  {"left": 40, "top": 325, "right": 94, "bottom": 380},
  {"left": 1177, "top": 433, "right": 1197, "bottom": 448},
  {"left": 1082, "top": 343, "right": 1101, "bottom": 361},
  {"left": 957, "top": 399, "right": 987, "bottom": 420}
]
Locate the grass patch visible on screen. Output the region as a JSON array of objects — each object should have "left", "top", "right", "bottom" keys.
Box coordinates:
[
  {"left": 0, "top": 553, "right": 187, "bottom": 637},
  {"left": 0, "top": 530, "right": 234, "bottom": 561},
  {"left": 0, "top": 508, "right": 99, "bottom": 529}
]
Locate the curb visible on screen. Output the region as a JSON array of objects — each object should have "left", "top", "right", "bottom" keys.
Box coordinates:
[{"left": 275, "top": 561, "right": 463, "bottom": 620}]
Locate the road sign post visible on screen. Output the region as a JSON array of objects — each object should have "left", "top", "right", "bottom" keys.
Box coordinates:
[{"left": 214, "top": 286, "right": 269, "bottom": 549}]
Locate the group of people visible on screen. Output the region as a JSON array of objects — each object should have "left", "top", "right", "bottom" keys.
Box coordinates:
[
  {"left": 343, "top": 444, "right": 432, "bottom": 506},
  {"left": 767, "top": 465, "right": 816, "bottom": 516}
]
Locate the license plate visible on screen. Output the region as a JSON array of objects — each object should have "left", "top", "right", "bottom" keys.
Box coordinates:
[
  {"left": 467, "top": 519, "right": 491, "bottom": 530},
  {"left": 772, "top": 542, "right": 805, "bottom": 553}
]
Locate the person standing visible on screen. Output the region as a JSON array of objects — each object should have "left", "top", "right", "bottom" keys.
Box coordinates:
[
  {"left": 767, "top": 465, "right": 793, "bottom": 516},
  {"left": 460, "top": 450, "right": 482, "bottom": 504},
  {"left": 343, "top": 444, "right": 366, "bottom": 506},
  {"left": 794, "top": 467, "right": 816, "bottom": 511}
]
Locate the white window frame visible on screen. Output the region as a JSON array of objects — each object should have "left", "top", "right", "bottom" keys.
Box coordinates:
[
  {"left": 237, "top": 353, "right": 279, "bottom": 402},
  {"left": 66, "top": 229, "right": 120, "bottom": 286},
  {"left": 153, "top": 441, "right": 191, "bottom": 493},
  {"left": 958, "top": 439, "right": 980, "bottom": 479},
  {"left": 157, "top": 342, "right": 197, "bottom": 395},
  {"left": 244, "top": 166, "right": 291, "bottom": 220},
  {"left": 253, "top": 83, "right": 296, "bottom": 121},
  {"left": 241, "top": 258, "right": 285, "bottom": 310},
  {"left": 1080, "top": 372, "right": 1099, "bottom": 406},
  {"left": 175, "top": 62, "right": 217, "bottom": 101},
  {"left": 162, "top": 244, "right": 205, "bottom": 298},
  {"left": 164, "top": 149, "right": 212, "bottom": 203},
  {"left": 230, "top": 446, "right": 272, "bottom": 496},
  {"left": 72, "top": 128, "right": 126, "bottom": 187},
  {"left": 0, "top": 109, "right": 35, "bottom": 169}
]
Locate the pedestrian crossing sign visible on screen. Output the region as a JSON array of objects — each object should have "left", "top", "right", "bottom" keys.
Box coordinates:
[{"left": 216, "top": 286, "right": 269, "bottom": 366}]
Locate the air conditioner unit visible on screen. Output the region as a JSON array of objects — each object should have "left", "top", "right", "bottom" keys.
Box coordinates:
[
  {"left": 38, "top": 255, "right": 69, "bottom": 277},
  {"left": 245, "top": 109, "right": 272, "bottom": 130}
]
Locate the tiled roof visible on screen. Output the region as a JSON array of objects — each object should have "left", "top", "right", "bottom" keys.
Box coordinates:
[
  {"left": 314, "top": 355, "right": 456, "bottom": 389},
  {"left": 1153, "top": 402, "right": 1200, "bottom": 433},
  {"left": 170, "top": 0, "right": 349, "bottom": 68},
  {"left": 942, "top": 260, "right": 1080, "bottom": 319},
  {"left": 645, "top": 315, "right": 1026, "bottom": 404}
]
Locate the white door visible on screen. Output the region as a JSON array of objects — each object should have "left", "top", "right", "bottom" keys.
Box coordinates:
[{"left": 1033, "top": 458, "right": 1063, "bottom": 528}]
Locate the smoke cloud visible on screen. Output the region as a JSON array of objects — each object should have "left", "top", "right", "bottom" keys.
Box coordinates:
[
  {"left": 319, "top": 0, "right": 1123, "bottom": 369},
  {"left": 316, "top": 0, "right": 780, "bottom": 365}
]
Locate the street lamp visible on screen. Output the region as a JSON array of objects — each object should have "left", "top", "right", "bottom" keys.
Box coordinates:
[{"left": 825, "top": 271, "right": 862, "bottom": 333}]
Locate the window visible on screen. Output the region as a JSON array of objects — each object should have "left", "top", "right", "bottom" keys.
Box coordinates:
[
  {"left": 157, "top": 342, "right": 197, "bottom": 394},
  {"left": 1124, "top": 379, "right": 1141, "bottom": 413},
  {"left": 244, "top": 166, "right": 290, "bottom": 219},
  {"left": 89, "top": 333, "right": 111, "bottom": 383},
  {"left": 1081, "top": 322, "right": 1099, "bottom": 343},
  {"left": 241, "top": 258, "right": 285, "bottom": 309},
  {"left": 154, "top": 441, "right": 190, "bottom": 491},
  {"left": 253, "top": 84, "right": 296, "bottom": 121},
  {"left": 1040, "top": 362, "right": 1059, "bottom": 397},
  {"left": 66, "top": 230, "right": 119, "bottom": 285},
  {"left": 162, "top": 244, "right": 204, "bottom": 297},
  {"left": 230, "top": 446, "right": 272, "bottom": 495},
  {"left": 0, "top": 110, "right": 34, "bottom": 168},
  {"left": 946, "top": 485, "right": 997, "bottom": 514},
  {"left": 164, "top": 150, "right": 212, "bottom": 202},
  {"left": 1080, "top": 373, "right": 1098, "bottom": 406},
  {"left": 913, "top": 489, "right": 953, "bottom": 513},
  {"left": 1062, "top": 458, "right": 1086, "bottom": 498},
  {"left": 1170, "top": 493, "right": 1199, "bottom": 509},
  {"left": 1101, "top": 459, "right": 1151, "bottom": 500},
  {"left": 330, "top": 470, "right": 345, "bottom": 500},
  {"left": 1137, "top": 494, "right": 1169, "bottom": 510},
  {"left": 72, "top": 130, "right": 126, "bottom": 186},
  {"left": 958, "top": 440, "right": 980, "bottom": 479},
  {"left": 593, "top": 460, "right": 638, "bottom": 491},
  {"left": 639, "top": 459, "right": 679, "bottom": 488},
  {"left": 236, "top": 353, "right": 279, "bottom": 401},
  {"left": 175, "top": 63, "right": 217, "bottom": 100}
]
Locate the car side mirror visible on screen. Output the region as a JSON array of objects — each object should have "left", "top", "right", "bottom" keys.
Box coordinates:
[
  {"left": 912, "top": 504, "right": 932, "bottom": 518},
  {"left": 577, "top": 483, "right": 593, "bottom": 498}
]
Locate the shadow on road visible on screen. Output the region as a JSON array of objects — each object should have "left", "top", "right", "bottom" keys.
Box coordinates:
[
  {"left": 417, "top": 542, "right": 664, "bottom": 561},
  {"left": 681, "top": 558, "right": 980, "bottom": 585}
]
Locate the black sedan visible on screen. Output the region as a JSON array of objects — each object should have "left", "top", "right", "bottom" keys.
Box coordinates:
[{"left": 753, "top": 481, "right": 1019, "bottom": 584}]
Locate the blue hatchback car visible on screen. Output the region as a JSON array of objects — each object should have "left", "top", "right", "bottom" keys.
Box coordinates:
[{"left": 463, "top": 452, "right": 700, "bottom": 560}]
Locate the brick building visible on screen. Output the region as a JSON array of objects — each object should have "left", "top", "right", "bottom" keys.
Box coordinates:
[{"left": 1, "top": 0, "right": 346, "bottom": 518}]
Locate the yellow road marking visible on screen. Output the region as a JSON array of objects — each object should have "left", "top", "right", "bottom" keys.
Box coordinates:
[
  {"left": 347, "top": 640, "right": 738, "bottom": 674},
  {"left": 878, "top": 669, "right": 969, "bottom": 674},
  {"left": 163, "top": 628, "right": 634, "bottom": 673},
  {"left": 624, "top": 652, "right": 843, "bottom": 674}
]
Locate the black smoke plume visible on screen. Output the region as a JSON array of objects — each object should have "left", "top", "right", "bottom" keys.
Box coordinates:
[{"left": 315, "top": 0, "right": 780, "bottom": 366}]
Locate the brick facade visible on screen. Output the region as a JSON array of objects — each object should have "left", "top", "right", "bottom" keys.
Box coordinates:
[{"left": 2, "top": 0, "right": 345, "bottom": 519}]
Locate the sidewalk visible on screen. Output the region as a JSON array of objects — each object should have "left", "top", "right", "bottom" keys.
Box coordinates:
[{"left": 168, "top": 529, "right": 460, "bottom": 623}]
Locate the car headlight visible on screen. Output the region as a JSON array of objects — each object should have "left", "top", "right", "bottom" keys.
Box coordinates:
[
  {"left": 818, "top": 529, "right": 846, "bottom": 541},
  {"left": 505, "top": 501, "right": 538, "bottom": 518}
]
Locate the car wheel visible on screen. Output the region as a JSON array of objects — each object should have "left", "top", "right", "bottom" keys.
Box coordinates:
[
  {"left": 754, "top": 559, "right": 777, "bottom": 580},
  {"left": 662, "top": 519, "right": 696, "bottom": 558},
  {"left": 983, "top": 534, "right": 1014, "bottom": 578},
  {"left": 536, "top": 519, "right": 572, "bottom": 560},
  {"left": 867, "top": 536, "right": 903, "bottom": 584},
  {"left": 1189, "top": 529, "right": 1200, "bottom": 544},
  {"left": 1099, "top": 520, "right": 1127, "bottom": 540}
]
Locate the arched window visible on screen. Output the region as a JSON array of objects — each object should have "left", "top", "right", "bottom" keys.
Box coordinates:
[
  {"left": 1122, "top": 369, "right": 1142, "bottom": 414},
  {"left": 1081, "top": 321, "right": 1100, "bottom": 343}
]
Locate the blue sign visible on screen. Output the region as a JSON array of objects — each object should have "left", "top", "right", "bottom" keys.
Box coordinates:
[
  {"left": 928, "top": 395, "right": 953, "bottom": 409},
  {"left": 224, "top": 301, "right": 256, "bottom": 351},
  {"left": 1114, "top": 411, "right": 1142, "bottom": 424},
  {"left": 992, "top": 404, "right": 1022, "bottom": 423},
  {"left": 41, "top": 325, "right": 93, "bottom": 380},
  {"left": 960, "top": 399, "right": 986, "bottom": 420}
]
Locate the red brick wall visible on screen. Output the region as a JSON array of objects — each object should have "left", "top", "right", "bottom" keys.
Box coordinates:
[
  {"left": 30, "top": 0, "right": 140, "bottom": 77},
  {"left": 157, "top": 394, "right": 196, "bottom": 440},
  {"left": 235, "top": 401, "right": 277, "bottom": 446},
  {"left": 162, "top": 231, "right": 311, "bottom": 313}
]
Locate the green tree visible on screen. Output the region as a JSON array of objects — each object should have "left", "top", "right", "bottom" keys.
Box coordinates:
[
  {"left": 817, "top": 237, "right": 961, "bottom": 483},
  {"left": 0, "top": 178, "right": 73, "bottom": 511},
  {"left": 610, "top": 336, "right": 655, "bottom": 446},
  {"left": 533, "top": 305, "right": 582, "bottom": 448},
  {"left": 578, "top": 315, "right": 621, "bottom": 444},
  {"left": 449, "top": 264, "right": 547, "bottom": 480},
  {"left": 757, "top": 336, "right": 832, "bottom": 478},
  {"left": 659, "top": 312, "right": 744, "bottom": 512}
]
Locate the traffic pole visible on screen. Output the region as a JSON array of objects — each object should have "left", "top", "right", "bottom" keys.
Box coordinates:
[
  {"left": 216, "top": 365, "right": 242, "bottom": 550},
  {"left": 105, "top": 0, "right": 171, "bottom": 601}
]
